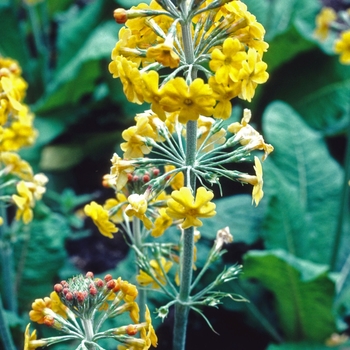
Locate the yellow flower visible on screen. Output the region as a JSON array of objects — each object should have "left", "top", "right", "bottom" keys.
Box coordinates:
[
  {"left": 315, "top": 7, "right": 337, "bottom": 40},
  {"left": 0, "top": 217, "right": 3, "bottom": 226},
  {"left": 121, "top": 115, "right": 157, "bottom": 158},
  {"left": 24, "top": 324, "right": 47, "bottom": 350},
  {"left": 160, "top": 78, "right": 216, "bottom": 124},
  {"left": 238, "top": 156, "right": 263, "bottom": 206},
  {"left": 104, "top": 193, "right": 128, "bottom": 224},
  {"left": 109, "top": 56, "right": 144, "bottom": 103},
  {"left": 166, "top": 187, "right": 216, "bottom": 229},
  {"left": 29, "top": 297, "right": 52, "bottom": 324},
  {"left": 0, "top": 76, "right": 24, "bottom": 112},
  {"left": 197, "top": 115, "right": 226, "bottom": 152},
  {"left": 238, "top": 48, "right": 269, "bottom": 102},
  {"left": 136, "top": 257, "right": 173, "bottom": 289},
  {"left": 125, "top": 193, "right": 153, "bottom": 230},
  {"left": 141, "top": 306, "right": 158, "bottom": 348},
  {"left": 12, "top": 181, "right": 34, "bottom": 224},
  {"left": 110, "top": 153, "right": 135, "bottom": 190},
  {"left": 84, "top": 201, "right": 118, "bottom": 238},
  {"left": 209, "top": 38, "right": 246, "bottom": 84},
  {"left": 146, "top": 36, "right": 180, "bottom": 69},
  {"left": 209, "top": 75, "right": 241, "bottom": 120},
  {"left": 164, "top": 165, "right": 184, "bottom": 190},
  {"left": 141, "top": 71, "right": 166, "bottom": 120},
  {"left": 335, "top": 30, "right": 350, "bottom": 65},
  {"left": 228, "top": 109, "right": 273, "bottom": 160},
  {"left": 49, "top": 292, "right": 68, "bottom": 320},
  {"left": 0, "top": 152, "right": 33, "bottom": 180},
  {"left": 151, "top": 208, "right": 173, "bottom": 237}
]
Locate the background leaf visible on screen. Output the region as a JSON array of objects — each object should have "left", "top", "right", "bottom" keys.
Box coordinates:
[
  {"left": 261, "top": 101, "right": 345, "bottom": 267},
  {"left": 243, "top": 250, "right": 337, "bottom": 342}
]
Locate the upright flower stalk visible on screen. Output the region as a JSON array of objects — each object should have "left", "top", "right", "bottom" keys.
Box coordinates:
[{"left": 81, "top": 0, "right": 272, "bottom": 349}]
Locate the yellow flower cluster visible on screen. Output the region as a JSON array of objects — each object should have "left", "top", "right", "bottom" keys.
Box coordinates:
[
  {"left": 109, "top": 0, "right": 269, "bottom": 115},
  {"left": 0, "top": 57, "right": 47, "bottom": 225},
  {"left": 26, "top": 272, "right": 157, "bottom": 350},
  {"left": 315, "top": 6, "right": 350, "bottom": 64}
]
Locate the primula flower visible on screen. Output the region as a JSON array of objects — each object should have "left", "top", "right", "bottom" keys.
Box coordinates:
[
  {"left": 49, "top": 292, "right": 68, "bottom": 319},
  {"left": 84, "top": 201, "right": 118, "bottom": 238},
  {"left": 121, "top": 115, "right": 157, "bottom": 158},
  {"left": 110, "top": 153, "right": 135, "bottom": 190},
  {"left": 160, "top": 78, "right": 216, "bottom": 124},
  {"left": 197, "top": 116, "right": 226, "bottom": 152},
  {"left": 335, "top": 30, "right": 350, "bottom": 65},
  {"left": 238, "top": 48, "right": 269, "bottom": 102},
  {"left": 141, "top": 71, "right": 166, "bottom": 120},
  {"left": 104, "top": 193, "right": 128, "bottom": 224},
  {"left": 238, "top": 156, "right": 264, "bottom": 206},
  {"left": 228, "top": 109, "right": 273, "bottom": 160},
  {"left": 209, "top": 76, "right": 241, "bottom": 120},
  {"left": 146, "top": 36, "right": 180, "bottom": 69},
  {"left": 125, "top": 193, "right": 153, "bottom": 229},
  {"left": 24, "top": 324, "right": 47, "bottom": 350},
  {"left": 12, "top": 181, "right": 34, "bottom": 224},
  {"left": 164, "top": 165, "right": 184, "bottom": 190},
  {"left": 0, "top": 151, "right": 33, "bottom": 180},
  {"left": 314, "top": 7, "right": 337, "bottom": 40},
  {"left": 166, "top": 187, "right": 216, "bottom": 229},
  {"left": 141, "top": 306, "right": 158, "bottom": 348},
  {"left": 29, "top": 297, "right": 52, "bottom": 324},
  {"left": 151, "top": 208, "right": 173, "bottom": 237},
  {"left": 136, "top": 257, "right": 173, "bottom": 288},
  {"left": 109, "top": 56, "right": 144, "bottom": 103},
  {"left": 209, "top": 38, "right": 246, "bottom": 84}
]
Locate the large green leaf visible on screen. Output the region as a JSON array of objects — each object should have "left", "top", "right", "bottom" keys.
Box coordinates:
[
  {"left": 243, "top": 250, "right": 336, "bottom": 342},
  {"left": 202, "top": 194, "right": 264, "bottom": 244},
  {"left": 267, "top": 342, "right": 348, "bottom": 350},
  {"left": 261, "top": 101, "right": 344, "bottom": 266},
  {"left": 34, "top": 20, "right": 120, "bottom": 113},
  {"left": 14, "top": 211, "right": 71, "bottom": 310}
]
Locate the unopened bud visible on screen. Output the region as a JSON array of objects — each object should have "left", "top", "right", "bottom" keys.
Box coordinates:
[{"left": 113, "top": 8, "right": 127, "bottom": 23}]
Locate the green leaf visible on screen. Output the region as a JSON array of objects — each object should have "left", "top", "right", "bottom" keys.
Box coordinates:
[
  {"left": 265, "top": 26, "right": 316, "bottom": 73},
  {"left": 262, "top": 101, "right": 344, "bottom": 266},
  {"left": 243, "top": 250, "right": 336, "bottom": 342},
  {"left": 55, "top": 0, "right": 109, "bottom": 69},
  {"left": 0, "top": 5, "right": 30, "bottom": 69},
  {"left": 116, "top": 0, "right": 150, "bottom": 7},
  {"left": 267, "top": 342, "right": 348, "bottom": 350},
  {"left": 34, "top": 20, "right": 120, "bottom": 113},
  {"left": 14, "top": 212, "right": 71, "bottom": 310},
  {"left": 203, "top": 194, "right": 264, "bottom": 244}
]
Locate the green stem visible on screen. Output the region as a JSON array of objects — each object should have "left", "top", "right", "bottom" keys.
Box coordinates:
[
  {"left": 0, "top": 202, "right": 17, "bottom": 313},
  {"left": 172, "top": 12, "right": 198, "bottom": 350},
  {"left": 330, "top": 118, "right": 350, "bottom": 270},
  {"left": 0, "top": 295, "right": 16, "bottom": 350},
  {"left": 133, "top": 217, "right": 147, "bottom": 321}
]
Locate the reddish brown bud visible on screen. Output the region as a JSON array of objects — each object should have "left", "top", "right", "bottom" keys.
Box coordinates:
[
  {"left": 75, "top": 291, "right": 86, "bottom": 303},
  {"left": 62, "top": 288, "right": 69, "bottom": 295},
  {"left": 60, "top": 280, "right": 69, "bottom": 288},
  {"left": 65, "top": 292, "right": 73, "bottom": 301},
  {"left": 106, "top": 279, "right": 116, "bottom": 290},
  {"left": 126, "top": 324, "right": 138, "bottom": 336},
  {"left": 54, "top": 284, "right": 63, "bottom": 293},
  {"left": 85, "top": 271, "right": 94, "bottom": 279},
  {"left": 143, "top": 174, "right": 151, "bottom": 183},
  {"left": 127, "top": 173, "right": 133, "bottom": 182},
  {"left": 113, "top": 8, "right": 128, "bottom": 24},
  {"left": 153, "top": 168, "right": 160, "bottom": 176},
  {"left": 95, "top": 278, "right": 104, "bottom": 288},
  {"left": 133, "top": 175, "right": 139, "bottom": 182},
  {"left": 43, "top": 315, "right": 55, "bottom": 327},
  {"left": 90, "top": 287, "right": 98, "bottom": 296},
  {"left": 104, "top": 274, "right": 113, "bottom": 282}
]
